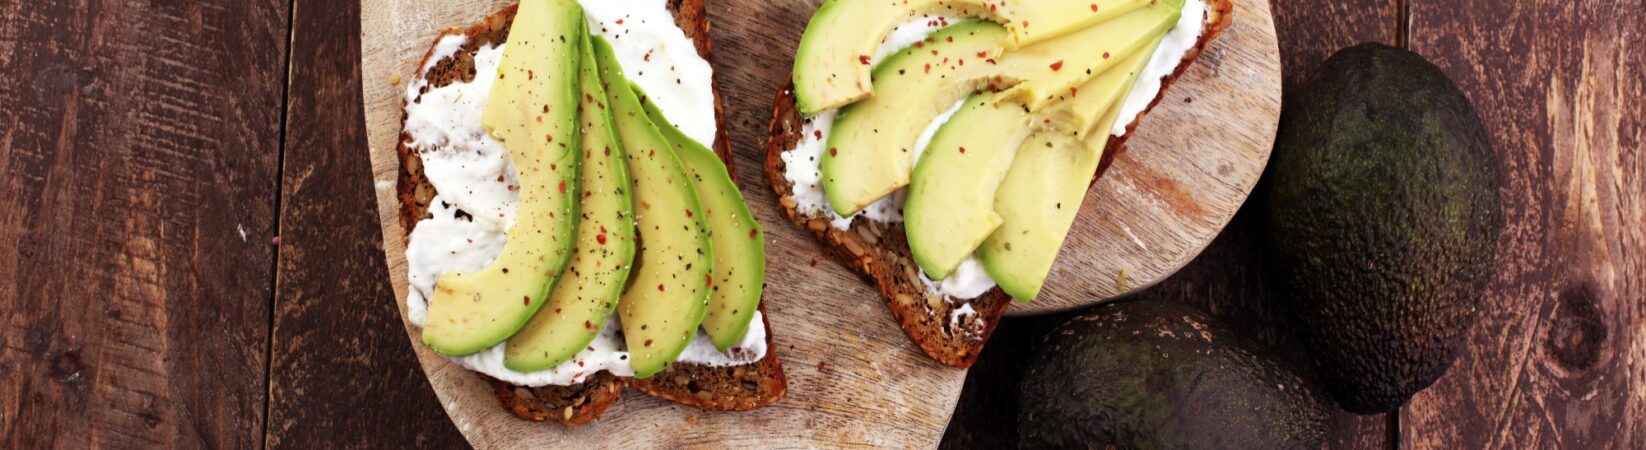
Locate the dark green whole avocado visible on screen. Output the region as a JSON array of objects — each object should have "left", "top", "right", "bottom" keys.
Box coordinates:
[
  {"left": 1018, "top": 300, "right": 1332, "bottom": 449},
  {"left": 1262, "top": 43, "right": 1501, "bottom": 414}
]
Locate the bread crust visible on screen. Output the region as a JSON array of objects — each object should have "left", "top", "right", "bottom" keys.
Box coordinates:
[
  {"left": 395, "top": 0, "right": 783, "bottom": 426},
  {"left": 761, "top": 1, "right": 1234, "bottom": 367}
]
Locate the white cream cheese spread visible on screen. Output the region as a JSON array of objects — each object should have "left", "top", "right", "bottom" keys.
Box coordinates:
[
  {"left": 781, "top": 2, "right": 1208, "bottom": 300},
  {"left": 402, "top": 0, "right": 763, "bottom": 387}
]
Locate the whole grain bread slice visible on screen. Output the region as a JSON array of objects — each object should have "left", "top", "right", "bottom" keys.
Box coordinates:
[
  {"left": 397, "top": 0, "right": 784, "bottom": 426},
  {"left": 761, "top": 1, "right": 1234, "bottom": 368}
]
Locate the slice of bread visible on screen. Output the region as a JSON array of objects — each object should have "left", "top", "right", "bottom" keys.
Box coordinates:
[
  {"left": 761, "top": 1, "right": 1234, "bottom": 368},
  {"left": 397, "top": 0, "right": 784, "bottom": 426}
]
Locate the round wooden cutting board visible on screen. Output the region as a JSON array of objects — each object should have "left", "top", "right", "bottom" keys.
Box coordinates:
[{"left": 360, "top": 0, "right": 1279, "bottom": 447}]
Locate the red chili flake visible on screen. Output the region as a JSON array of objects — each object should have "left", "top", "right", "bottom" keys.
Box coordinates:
[
  {"left": 648, "top": 149, "right": 655, "bottom": 158},
  {"left": 959, "top": 146, "right": 967, "bottom": 154},
  {"left": 1103, "top": 51, "right": 1111, "bottom": 59},
  {"left": 1071, "top": 87, "right": 1080, "bottom": 97},
  {"left": 523, "top": 295, "right": 530, "bottom": 305},
  {"left": 1050, "top": 60, "right": 1064, "bottom": 71},
  {"left": 946, "top": 36, "right": 954, "bottom": 42},
  {"left": 858, "top": 54, "right": 871, "bottom": 65},
  {"left": 497, "top": 175, "right": 505, "bottom": 182},
  {"left": 527, "top": 69, "right": 534, "bottom": 80},
  {"left": 644, "top": 51, "right": 653, "bottom": 62},
  {"left": 989, "top": 3, "right": 997, "bottom": 12},
  {"left": 657, "top": 284, "right": 665, "bottom": 292},
  {"left": 817, "top": 360, "right": 826, "bottom": 371},
  {"left": 542, "top": 105, "right": 549, "bottom": 113},
  {"left": 685, "top": 208, "right": 694, "bottom": 218},
  {"left": 828, "top": 147, "right": 838, "bottom": 157},
  {"left": 923, "top": 63, "right": 932, "bottom": 74},
  {"left": 642, "top": 201, "right": 651, "bottom": 209},
  {"left": 615, "top": 18, "right": 624, "bottom": 25},
  {"left": 535, "top": 115, "right": 542, "bottom": 123},
  {"left": 748, "top": 228, "right": 758, "bottom": 239},
  {"left": 644, "top": 339, "right": 654, "bottom": 347},
  {"left": 914, "top": 41, "right": 925, "bottom": 49},
  {"left": 706, "top": 274, "right": 713, "bottom": 286},
  {"left": 558, "top": 181, "right": 567, "bottom": 193},
  {"left": 1091, "top": 3, "right": 1099, "bottom": 11},
  {"left": 814, "top": 130, "right": 823, "bottom": 140},
  {"left": 586, "top": 93, "right": 594, "bottom": 102},
  {"left": 1022, "top": 20, "right": 1030, "bottom": 28},
  {"left": 976, "top": 51, "right": 988, "bottom": 58},
  {"left": 809, "top": 258, "right": 818, "bottom": 267},
  {"left": 545, "top": 134, "right": 554, "bottom": 143},
  {"left": 597, "top": 233, "right": 608, "bottom": 245},
  {"left": 578, "top": 360, "right": 586, "bottom": 367},
  {"left": 555, "top": 308, "right": 563, "bottom": 314},
  {"left": 1044, "top": 118, "right": 1052, "bottom": 124},
  {"left": 584, "top": 320, "right": 593, "bottom": 330},
  {"left": 986, "top": 58, "right": 998, "bottom": 65}
]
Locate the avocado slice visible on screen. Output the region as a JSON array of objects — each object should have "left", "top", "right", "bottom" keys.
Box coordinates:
[
  {"left": 502, "top": 32, "right": 637, "bottom": 372},
  {"left": 904, "top": 92, "right": 1033, "bottom": 280},
  {"left": 791, "top": 0, "right": 1155, "bottom": 114},
  {"left": 592, "top": 37, "right": 714, "bottom": 378},
  {"left": 978, "top": 37, "right": 1161, "bottom": 301},
  {"left": 635, "top": 90, "right": 767, "bottom": 352},
  {"left": 820, "top": 20, "right": 1015, "bottom": 217},
  {"left": 991, "top": 0, "right": 1182, "bottom": 112},
  {"left": 421, "top": 0, "right": 584, "bottom": 357}
]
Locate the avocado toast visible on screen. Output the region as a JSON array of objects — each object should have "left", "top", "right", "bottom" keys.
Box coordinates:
[
  {"left": 764, "top": 0, "right": 1234, "bottom": 367},
  {"left": 397, "top": 0, "right": 784, "bottom": 426}
]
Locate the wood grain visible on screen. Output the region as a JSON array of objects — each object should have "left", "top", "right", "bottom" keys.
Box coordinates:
[
  {"left": 264, "top": 0, "right": 473, "bottom": 447},
  {"left": 0, "top": 0, "right": 287, "bottom": 448},
  {"left": 1403, "top": 1, "right": 1646, "bottom": 448}
]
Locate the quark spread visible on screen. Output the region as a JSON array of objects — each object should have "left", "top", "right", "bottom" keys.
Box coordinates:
[{"left": 402, "top": 0, "right": 763, "bottom": 387}]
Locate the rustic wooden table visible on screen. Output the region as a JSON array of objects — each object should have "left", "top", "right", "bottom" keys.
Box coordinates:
[{"left": 0, "top": 0, "right": 1640, "bottom": 448}]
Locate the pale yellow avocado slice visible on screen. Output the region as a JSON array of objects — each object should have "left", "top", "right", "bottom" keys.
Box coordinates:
[
  {"left": 636, "top": 89, "right": 767, "bottom": 352},
  {"left": 422, "top": 0, "right": 583, "bottom": 357},
  {"left": 791, "top": 0, "right": 1154, "bottom": 114},
  {"left": 592, "top": 37, "right": 714, "bottom": 378},
  {"left": 820, "top": 20, "right": 1015, "bottom": 217},
  {"left": 990, "top": 0, "right": 1182, "bottom": 111},
  {"left": 503, "top": 33, "right": 636, "bottom": 372},
  {"left": 904, "top": 92, "right": 1034, "bottom": 280},
  {"left": 977, "top": 36, "right": 1164, "bottom": 302}
]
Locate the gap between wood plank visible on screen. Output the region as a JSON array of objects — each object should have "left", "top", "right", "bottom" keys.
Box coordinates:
[
  {"left": 1396, "top": 0, "right": 1410, "bottom": 48},
  {"left": 262, "top": 0, "right": 301, "bottom": 448}
]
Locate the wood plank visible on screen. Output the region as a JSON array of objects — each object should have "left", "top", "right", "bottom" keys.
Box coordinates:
[
  {"left": 0, "top": 0, "right": 287, "bottom": 448},
  {"left": 942, "top": 0, "right": 1400, "bottom": 445},
  {"left": 264, "top": 0, "right": 470, "bottom": 447},
  {"left": 1403, "top": 1, "right": 1646, "bottom": 448}
]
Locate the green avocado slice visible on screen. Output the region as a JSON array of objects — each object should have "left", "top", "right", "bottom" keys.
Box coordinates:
[
  {"left": 791, "top": 0, "right": 1156, "bottom": 114},
  {"left": 592, "top": 37, "right": 713, "bottom": 378},
  {"left": 422, "top": 0, "right": 584, "bottom": 357},
  {"left": 978, "top": 36, "right": 1163, "bottom": 301},
  {"left": 502, "top": 32, "right": 637, "bottom": 372},
  {"left": 990, "top": 0, "right": 1183, "bottom": 112},
  {"left": 636, "top": 90, "right": 766, "bottom": 352},
  {"left": 904, "top": 92, "right": 1034, "bottom": 280},
  {"left": 820, "top": 20, "right": 1015, "bottom": 217}
]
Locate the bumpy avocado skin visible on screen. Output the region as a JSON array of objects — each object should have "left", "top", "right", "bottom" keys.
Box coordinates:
[
  {"left": 1018, "top": 300, "right": 1332, "bottom": 449},
  {"left": 1262, "top": 43, "right": 1501, "bottom": 414}
]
